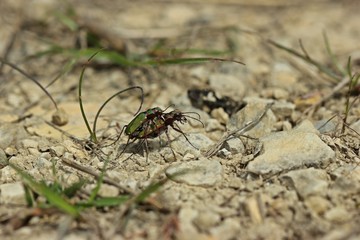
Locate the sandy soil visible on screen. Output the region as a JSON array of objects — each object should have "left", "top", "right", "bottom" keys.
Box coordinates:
[{"left": 0, "top": 1, "right": 359, "bottom": 239}]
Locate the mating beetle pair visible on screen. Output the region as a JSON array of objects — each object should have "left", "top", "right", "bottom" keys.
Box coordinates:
[{"left": 121, "top": 106, "right": 204, "bottom": 160}]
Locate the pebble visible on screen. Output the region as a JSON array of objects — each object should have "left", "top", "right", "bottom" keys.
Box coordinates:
[
  {"left": 21, "top": 139, "right": 39, "bottom": 149},
  {"left": 305, "top": 196, "right": 331, "bottom": 215},
  {"left": 280, "top": 168, "right": 329, "bottom": 198},
  {"left": 51, "top": 108, "right": 69, "bottom": 126},
  {"left": 315, "top": 119, "right": 338, "bottom": 134},
  {"left": 172, "top": 132, "right": 213, "bottom": 157},
  {"left": 247, "top": 121, "right": 335, "bottom": 176},
  {"left": 209, "top": 218, "right": 241, "bottom": 240},
  {"left": 261, "top": 88, "right": 289, "bottom": 99},
  {"left": 35, "top": 157, "right": 53, "bottom": 169},
  {"left": 165, "top": 158, "right": 222, "bottom": 187},
  {"left": 4, "top": 147, "right": 17, "bottom": 156},
  {"left": 271, "top": 101, "right": 295, "bottom": 118},
  {"left": 224, "top": 137, "right": 245, "bottom": 155},
  {"left": 0, "top": 182, "right": 27, "bottom": 205},
  {"left": 324, "top": 206, "right": 352, "bottom": 223},
  {"left": 205, "top": 119, "right": 224, "bottom": 132},
  {"left": 211, "top": 108, "right": 229, "bottom": 125},
  {"left": 177, "top": 207, "right": 201, "bottom": 240},
  {"left": 98, "top": 184, "right": 120, "bottom": 197},
  {"left": 50, "top": 145, "right": 66, "bottom": 157},
  {"left": 193, "top": 210, "right": 221, "bottom": 231},
  {"left": 227, "top": 99, "right": 276, "bottom": 138}
]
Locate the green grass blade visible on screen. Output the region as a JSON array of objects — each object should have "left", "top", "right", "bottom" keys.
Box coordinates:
[
  {"left": 77, "top": 196, "right": 129, "bottom": 208},
  {"left": 78, "top": 51, "right": 100, "bottom": 142},
  {"left": 10, "top": 163, "right": 80, "bottom": 217},
  {"left": 92, "top": 86, "right": 143, "bottom": 136},
  {"left": 135, "top": 179, "right": 167, "bottom": 203},
  {"left": 143, "top": 57, "right": 245, "bottom": 66},
  {"left": 55, "top": 12, "right": 78, "bottom": 31},
  {"left": 23, "top": 184, "right": 35, "bottom": 207},
  {"left": 63, "top": 179, "right": 86, "bottom": 198}
]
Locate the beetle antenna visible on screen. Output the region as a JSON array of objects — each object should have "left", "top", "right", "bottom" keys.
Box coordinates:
[
  {"left": 183, "top": 114, "right": 205, "bottom": 128},
  {"left": 163, "top": 104, "right": 175, "bottom": 112}
]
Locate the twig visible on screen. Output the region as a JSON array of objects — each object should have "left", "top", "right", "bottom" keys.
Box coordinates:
[
  {"left": 61, "top": 158, "right": 136, "bottom": 195},
  {"left": 205, "top": 103, "right": 272, "bottom": 157}
]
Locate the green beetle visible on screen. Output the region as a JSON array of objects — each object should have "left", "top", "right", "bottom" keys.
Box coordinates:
[
  {"left": 124, "top": 107, "right": 163, "bottom": 138},
  {"left": 120, "top": 107, "right": 204, "bottom": 160}
]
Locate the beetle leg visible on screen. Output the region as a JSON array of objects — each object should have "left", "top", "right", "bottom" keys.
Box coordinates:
[
  {"left": 172, "top": 123, "right": 199, "bottom": 150},
  {"left": 144, "top": 138, "right": 150, "bottom": 162},
  {"left": 165, "top": 130, "right": 177, "bottom": 160}
]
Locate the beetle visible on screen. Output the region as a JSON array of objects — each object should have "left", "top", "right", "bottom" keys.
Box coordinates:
[{"left": 119, "top": 107, "right": 204, "bottom": 160}]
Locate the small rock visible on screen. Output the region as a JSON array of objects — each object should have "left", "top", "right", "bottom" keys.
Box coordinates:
[
  {"left": 193, "top": 210, "right": 221, "bottom": 231},
  {"left": 271, "top": 101, "right": 295, "bottom": 118},
  {"left": 172, "top": 132, "right": 213, "bottom": 157},
  {"left": 324, "top": 206, "right": 352, "bottom": 223},
  {"left": 98, "top": 184, "right": 120, "bottom": 197},
  {"left": 50, "top": 145, "right": 66, "bottom": 157},
  {"left": 282, "top": 121, "right": 292, "bottom": 131},
  {"left": 177, "top": 207, "right": 202, "bottom": 240},
  {"left": 305, "top": 196, "right": 331, "bottom": 215},
  {"left": 21, "top": 139, "right": 39, "bottom": 149},
  {"left": 211, "top": 108, "right": 229, "bottom": 125},
  {"left": 165, "top": 158, "right": 222, "bottom": 187},
  {"left": 280, "top": 168, "right": 329, "bottom": 198},
  {"left": 315, "top": 119, "right": 338, "bottom": 134},
  {"left": 52, "top": 108, "right": 69, "bottom": 126},
  {"left": 183, "top": 153, "right": 196, "bottom": 161},
  {"left": 261, "top": 88, "right": 289, "bottom": 99},
  {"left": 38, "top": 139, "right": 51, "bottom": 152},
  {"left": 4, "top": 147, "right": 17, "bottom": 156},
  {"left": 28, "top": 148, "right": 39, "bottom": 156},
  {"left": 205, "top": 119, "right": 224, "bottom": 132},
  {"left": 209, "top": 218, "right": 241, "bottom": 240},
  {"left": 247, "top": 121, "right": 335, "bottom": 176},
  {"left": 35, "top": 157, "right": 52, "bottom": 169},
  {"left": 40, "top": 153, "right": 51, "bottom": 161},
  {"left": 224, "top": 137, "right": 245, "bottom": 155},
  {"left": 228, "top": 99, "right": 276, "bottom": 138},
  {"left": 0, "top": 182, "right": 27, "bottom": 205}
]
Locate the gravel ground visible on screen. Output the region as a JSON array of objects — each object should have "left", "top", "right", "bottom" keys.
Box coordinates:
[{"left": 0, "top": 1, "right": 360, "bottom": 239}]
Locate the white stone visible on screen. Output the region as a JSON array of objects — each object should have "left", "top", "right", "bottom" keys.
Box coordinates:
[{"left": 0, "top": 182, "right": 27, "bottom": 205}]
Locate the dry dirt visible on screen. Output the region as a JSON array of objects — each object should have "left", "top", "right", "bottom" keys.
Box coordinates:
[{"left": 0, "top": 1, "right": 360, "bottom": 240}]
